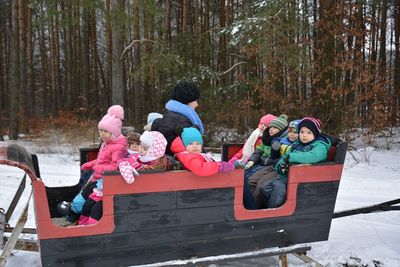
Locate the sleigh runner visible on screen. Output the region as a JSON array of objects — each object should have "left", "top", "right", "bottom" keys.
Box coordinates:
[{"left": 1, "top": 136, "right": 347, "bottom": 266}]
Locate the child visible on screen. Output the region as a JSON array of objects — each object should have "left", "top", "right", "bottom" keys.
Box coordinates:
[
  {"left": 76, "top": 131, "right": 168, "bottom": 226},
  {"left": 259, "top": 117, "right": 331, "bottom": 208},
  {"left": 143, "top": 112, "right": 163, "bottom": 131},
  {"left": 126, "top": 131, "right": 141, "bottom": 155},
  {"left": 247, "top": 119, "right": 300, "bottom": 208},
  {"left": 57, "top": 105, "right": 127, "bottom": 224},
  {"left": 244, "top": 114, "right": 289, "bottom": 175},
  {"left": 170, "top": 127, "right": 235, "bottom": 176},
  {"left": 118, "top": 131, "right": 168, "bottom": 184},
  {"left": 268, "top": 119, "right": 300, "bottom": 165},
  {"left": 228, "top": 114, "right": 276, "bottom": 167}
]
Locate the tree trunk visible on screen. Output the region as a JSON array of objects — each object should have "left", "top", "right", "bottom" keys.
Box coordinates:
[
  {"left": 111, "top": 0, "right": 125, "bottom": 106},
  {"left": 9, "top": 0, "right": 19, "bottom": 139},
  {"left": 394, "top": 0, "right": 400, "bottom": 109},
  {"left": 132, "top": 0, "right": 141, "bottom": 124},
  {"left": 378, "top": 0, "right": 387, "bottom": 78},
  {"left": 105, "top": 0, "right": 112, "bottom": 107},
  {"left": 18, "top": 0, "right": 26, "bottom": 128},
  {"left": 26, "top": 5, "right": 34, "bottom": 116}
]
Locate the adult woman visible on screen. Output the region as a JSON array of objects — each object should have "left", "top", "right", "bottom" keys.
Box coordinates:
[{"left": 152, "top": 81, "right": 203, "bottom": 155}]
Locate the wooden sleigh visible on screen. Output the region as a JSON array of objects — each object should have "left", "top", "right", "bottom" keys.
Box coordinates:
[{"left": 0, "top": 135, "right": 347, "bottom": 266}]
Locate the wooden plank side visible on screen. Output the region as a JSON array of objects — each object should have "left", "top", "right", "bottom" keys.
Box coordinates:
[
  {"left": 113, "top": 191, "right": 177, "bottom": 214},
  {"left": 113, "top": 205, "right": 235, "bottom": 232},
  {"left": 294, "top": 182, "right": 340, "bottom": 215},
  {"left": 177, "top": 188, "right": 234, "bottom": 208},
  {"left": 39, "top": 212, "right": 332, "bottom": 257},
  {"left": 40, "top": 223, "right": 330, "bottom": 267}
]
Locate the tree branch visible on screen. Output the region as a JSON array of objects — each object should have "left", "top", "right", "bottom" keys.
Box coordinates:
[{"left": 120, "top": 39, "right": 163, "bottom": 61}]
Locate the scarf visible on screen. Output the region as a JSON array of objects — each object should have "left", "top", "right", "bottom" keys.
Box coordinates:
[
  {"left": 165, "top": 100, "right": 204, "bottom": 134},
  {"left": 241, "top": 128, "right": 262, "bottom": 161}
]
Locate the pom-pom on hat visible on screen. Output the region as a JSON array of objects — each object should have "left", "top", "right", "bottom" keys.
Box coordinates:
[
  {"left": 181, "top": 127, "right": 203, "bottom": 147},
  {"left": 98, "top": 105, "right": 124, "bottom": 138},
  {"left": 298, "top": 117, "right": 322, "bottom": 138},
  {"left": 170, "top": 81, "right": 200, "bottom": 104},
  {"left": 259, "top": 114, "right": 277, "bottom": 127},
  {"left": 269, "top": 114, "right": 289, "bottom": 131}
]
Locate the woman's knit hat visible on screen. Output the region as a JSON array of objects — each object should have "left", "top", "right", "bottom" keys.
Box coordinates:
[
  {"left": 98, "top": 105, "right": 124, "bottom": 138},
  {"left": 259, "top": 114, "right": 277, "bottom": 127},
  {"left": 181, "top": 127, "right": 203, "bottom": 147},
  {"left": 298, "top": 117, "right": 322, "bottom": 138},
  {"left": 269, "top": 114, "right": 289, "bottom": 131},
  {"left": 140, "top": 131, "right": 167, "bottom": 159},
  {"left": 170, "top": 81, "right": 200, "bottom": 104}
]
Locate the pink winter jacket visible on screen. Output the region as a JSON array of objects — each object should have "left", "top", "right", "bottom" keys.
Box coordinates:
[{"left": 82, "top": 135, "right": 128, "bottom": 181}]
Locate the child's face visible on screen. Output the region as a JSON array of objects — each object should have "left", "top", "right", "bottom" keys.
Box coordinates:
[
  {"left": 269, "top": 126, "right": 280, "bottom": 136},
  {"left": 299, "top": 127, "right": 315, "bottom": 143},
  {"left": 288, "top": 127, "right": 298, "bottom": 142},
  {"left": 129, "top": 142, "right": 140, "bottom": 152},
  {"left": 99, "top": 129, "right": 112, "bottom": 140},
  {"left": 138, "top": 143, "right": 150, "bottom": 156},
  {"left": 186, "top": 141, "right": 202, "bottom": 153},
  {"left": 257, "top": 123, "right": 267, "bottom": 132}
]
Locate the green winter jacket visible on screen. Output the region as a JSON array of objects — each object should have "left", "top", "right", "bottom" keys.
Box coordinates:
[{"left": 275, "top": 135, "right": 331, "bottom": 179}]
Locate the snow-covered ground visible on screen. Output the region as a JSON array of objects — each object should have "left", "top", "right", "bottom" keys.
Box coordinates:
[{"left": 1, "top": 139, "right": 399, "bottom": 266}]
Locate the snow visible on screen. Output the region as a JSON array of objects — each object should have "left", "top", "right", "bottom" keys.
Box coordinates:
[{"left": 1, "top": 140, "right": 399, "bottom": 266}]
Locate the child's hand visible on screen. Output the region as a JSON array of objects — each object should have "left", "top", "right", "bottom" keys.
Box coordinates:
[
  {"left": 228, "top": 156, "right": 238, "bottom": 165},
  {"left": 278, "top": 156, "right": 290, "bottom": 174},
  {"left": 119, "top": 161, "right": 139, "bottom": 184},
  {"left": 271, "top": 140, "right": 282, "bottom": 151},
  {"left": 245, "top": 161, "right": 254, "bottom": 169},
  {"left": 218, "top": 161, "right": 235, "bottom": 173},
  {"left": 81, "top": 163, "right": 91, "bottom": 171}
]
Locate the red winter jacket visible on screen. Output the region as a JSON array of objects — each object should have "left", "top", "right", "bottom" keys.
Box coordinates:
[
  {"left": 83, "top": 135, "right": 128, "bottom": 181},
  {"left": 170, "top": 137, "right": 219, "bottom": 176}
]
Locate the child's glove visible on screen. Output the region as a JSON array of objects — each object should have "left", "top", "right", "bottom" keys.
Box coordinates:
[
  {"left": 245, "top": 161, "right": 254, "bottom": 169},
  {"left": 81, "top": 163, "right": 91, "bottom": 171},
  {"left": 271, "top": 140, "right": 282, "bottom": 151},
  {"left": 228, "top": 156, "right": 239, "bottom": 165},
  {"left": 277, "top": 156, "right": 290, "bottom": 174},
  {"left": 218, "top": 161, "right": 235, "bottom": 173},
  {"left": 119, "top": 161, "right": 140, "bottom": 184}
]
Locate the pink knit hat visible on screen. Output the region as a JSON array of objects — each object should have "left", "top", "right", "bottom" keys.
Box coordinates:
[
  {"left": 140, "top": 131, "right": 167, "bottom": 160},
  {"left": 259, "top": 114, "right": 277, "bottom": 127},
  {"left": 98, "top": 105, "right": 124, "bottom": 138}
]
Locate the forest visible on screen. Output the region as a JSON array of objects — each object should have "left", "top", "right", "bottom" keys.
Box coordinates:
[{"left": 0, "top": 0, "right": 399, "bottom": 140}]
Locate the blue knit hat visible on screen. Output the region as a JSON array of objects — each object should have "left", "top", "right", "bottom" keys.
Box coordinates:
[
  {"left": 289, "top": 119, "right": 301, "bottom": 131},
  {"left": 181, "top": 127, "right": 203, "bottom": 147}
]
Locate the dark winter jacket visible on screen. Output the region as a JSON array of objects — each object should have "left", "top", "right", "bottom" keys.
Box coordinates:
[
  {"left": 248, "top": 128, "right": 288, "bottom": 166},
  {"left": 151, "top": 110, "right": 197, "bottom": 155}
]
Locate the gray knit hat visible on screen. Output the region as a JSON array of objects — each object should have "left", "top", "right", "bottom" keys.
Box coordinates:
[{"left": 269, "top": 114, "right": 289, "bottom": 131}]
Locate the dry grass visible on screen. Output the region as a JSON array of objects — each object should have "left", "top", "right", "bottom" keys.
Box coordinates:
[{"left": 19, "top": 112, "right": 100, "bottom": 155}]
